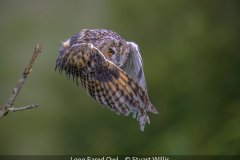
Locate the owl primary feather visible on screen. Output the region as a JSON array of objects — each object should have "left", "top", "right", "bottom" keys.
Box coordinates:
[{"left": 55, "top": 29, "right": 158, "bottom": 131}]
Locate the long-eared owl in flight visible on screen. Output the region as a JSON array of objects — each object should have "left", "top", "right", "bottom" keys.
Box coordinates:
[{"left": 55, "top": 29, "right": 158, "bottom": 131}]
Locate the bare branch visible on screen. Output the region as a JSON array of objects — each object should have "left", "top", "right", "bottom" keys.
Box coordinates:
[
  {"left": 0, "top": 44, "right": 42, "bottom": 119},
  {"left": 8, "top": 104, "right": 39, "bottom": 112}
]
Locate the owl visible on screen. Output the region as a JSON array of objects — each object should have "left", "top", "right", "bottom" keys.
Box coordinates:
[{"left": 55, "top": 29, "right": 158, "bottom": 131}]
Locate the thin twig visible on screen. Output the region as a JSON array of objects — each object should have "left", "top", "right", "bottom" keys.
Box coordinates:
[
  {"left": 8, "top": 104, "right": 39, "bottom": 112},
  {"left": 0, "top": 44, "right": 42, "bottom": 119}
]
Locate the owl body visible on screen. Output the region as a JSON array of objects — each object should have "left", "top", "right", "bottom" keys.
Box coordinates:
[{"left": 56, "top": 29, "right": 158, "bottom": 131}]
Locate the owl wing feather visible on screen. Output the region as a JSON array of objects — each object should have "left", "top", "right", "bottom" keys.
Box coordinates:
[
  {"left": 122, "top": 42, "right": 147, "bottom": 91},
  {"left": 122, "top": 42, "right": 158, "bottom": 115},
  {"left": 56, "top": 42, "right": 156, "bottom": 131}
]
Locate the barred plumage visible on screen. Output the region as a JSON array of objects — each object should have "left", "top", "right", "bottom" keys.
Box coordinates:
[{"left": 56, "top": 29, "right": 158, "bottom": 131}]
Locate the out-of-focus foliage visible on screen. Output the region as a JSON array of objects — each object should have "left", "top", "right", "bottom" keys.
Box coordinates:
[{"left": 0, "top": 0, "right": 239, "bottom": 155}]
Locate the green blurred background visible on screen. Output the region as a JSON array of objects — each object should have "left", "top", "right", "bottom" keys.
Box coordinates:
[{"left": 0, "top": 0, "right": 240, "bottom": 155}]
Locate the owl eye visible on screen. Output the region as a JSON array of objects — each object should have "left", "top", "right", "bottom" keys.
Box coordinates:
[{"left": 108, "top": 48, "right": 115, "bottom": 56}]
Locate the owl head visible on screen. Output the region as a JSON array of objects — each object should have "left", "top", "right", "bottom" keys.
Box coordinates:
[
  {"left": 75, "top": 29, "right": 129, "bottom": 67},
  {"left": 63, "top": 29, "right": 130, "bottom": 67},
  {"left": 99, "top": 39, "right": 129, "bottom": 67}
]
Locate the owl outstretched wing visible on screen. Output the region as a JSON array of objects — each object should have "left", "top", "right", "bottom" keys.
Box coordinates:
[
  {"left": 122, "top": 42, "right": 147, "bottom": 91},
  {"left": 56, "top": 42, "right": 156, "bottom": 131},
  {"left": 122, "top": 42, "right": 158, "bottom": 115}
]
